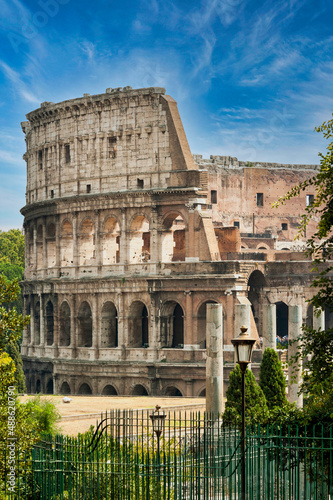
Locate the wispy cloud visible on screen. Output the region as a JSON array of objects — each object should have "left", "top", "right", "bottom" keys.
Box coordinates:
[{"left": 0, "top": 60, "right": 40, "bottom": 103}]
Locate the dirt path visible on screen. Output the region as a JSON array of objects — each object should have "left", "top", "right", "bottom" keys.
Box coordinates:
[{"left": 20, "top": 395, "right": 206, "bottom": 435}]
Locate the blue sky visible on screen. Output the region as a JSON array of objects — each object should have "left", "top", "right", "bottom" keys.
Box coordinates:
[{"left": 1, "top": 0, "right": 333, "bottom": 229}]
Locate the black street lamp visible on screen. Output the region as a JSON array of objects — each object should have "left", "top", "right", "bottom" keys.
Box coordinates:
[
  {"left": 231, "top": 325, "right": 256, "bottom": 500},
  {"left": 150, "top": 405, "right": 166, "bottom": 499}
]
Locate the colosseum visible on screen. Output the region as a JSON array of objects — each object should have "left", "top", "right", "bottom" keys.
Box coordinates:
[{"left": 20, "top": 86, "right": 328, "bottom": 397}]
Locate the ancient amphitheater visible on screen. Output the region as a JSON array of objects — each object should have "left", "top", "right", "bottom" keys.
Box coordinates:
[{"left": 20, "top": 86, "right": 328, "bottom": 398}]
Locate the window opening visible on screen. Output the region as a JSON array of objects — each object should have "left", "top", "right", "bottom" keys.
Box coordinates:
[
  {"left": 65, "top": 144, "right": 71, "bottom": 164},
  {"left": 86, "top": 184, "right": 91, "bottom": 193},
  {"left": 211, "top": 190, "right": 217, "bottom": 204},
  {"left": 137, "top": 179, "right": 144, "bottom": 189},
  {"left": 233, "top": 221, "right": 240, "bottom": 228},
  {"left": 306, "top": 194, "right": 314, "bottom": 206},
  {"left": 256, "top": 193, "right": 264, "bottom": 207},
  {"left": 38, "top": 150, "right": 43, "bottom": 170},
  {"left": 282, "top": 223, "right": 288, "bottom": 230}
]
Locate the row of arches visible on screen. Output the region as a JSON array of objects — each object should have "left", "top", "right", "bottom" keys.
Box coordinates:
[
  {"left": 58, "top": 381, "right": 206, "bottom": 397},
  {"left": 28, "top": 211, "right": 187, "bottom": 269}
]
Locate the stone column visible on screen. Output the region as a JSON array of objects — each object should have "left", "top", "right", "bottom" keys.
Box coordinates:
[
  {"left": 39, "top": 295, "right": 45, "bottom": 346},
  {"left": 70, "top": 295, "right": 77, "bottom": 357},
  {"left": 313, "top": 308, "right": 325, "bottom": 331},
  {"left": 234, "top": 302, "right": 251, "bottom": 337},
  {"left": 120, "top": 209, "right": 128, "bottom": 265},
  {"left": 95, "top": 210, "right": 102, "bottom": 272},
  {"left": 262, "top": 304, "right": 276, "bottom": 350},
  {"left": 149, "top": 206, "right": 159, "bottom": 263},
  {"left": 93, "top": 293, "right": 100, "bottom": 359},
  {"left": 184, "top": 290, "right": 193, "bottom": 347},
  {"left": 206, "top": 304, "right": 224, "bottom": 415},
  {"left": 186, "top": 209, "right": 196, "bottom": 259},
  {"left": 117, "top": 292, "right": 125, "bottom": 347},
  {"left": 33, "top": 223, "right": 37, "bottom": 273},
  {"left": 288, "top": 305, "right": 303, "bottom": 408},
  {"left": 55, "top": 215, "right": 61, "bottom": 272},
  {"left": 42, "top": 217, "right": 47, "bottom": 275},
  {"left": 72, "top": 213, "right": 79, "bottom": 275}
]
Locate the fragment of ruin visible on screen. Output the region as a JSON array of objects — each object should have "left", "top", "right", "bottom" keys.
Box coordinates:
[{"left": 20, "top": 86, "right": 329, "bottom": 400}]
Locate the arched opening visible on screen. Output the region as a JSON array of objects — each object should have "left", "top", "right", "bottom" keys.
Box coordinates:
[
  {"left": 129, "top": 216, "right": 150, "bottom": 263},
  {"left": 132, "top": 385, "right": 148, "bottom": 396},
  {"left": 34, "top": 301, "right": 40, "bottom": 345},
  {"left": 60, "top": 381, "right": 71, "bottom": 395},
  {"left": 248, "top": 270, "right": 266, "bottom": 337},
  {"left": 46, "top": 301, "right": 54, "bottom": 345},
  {"left": 61, "top": 220, "right": 73, "bottom": 267},
  {"left": 129, "top": 301, "right": 149, "bottom": 347},
  {"left": 101, "top": 302, "right": 118, "bottom": 347},
  {"left": 26, "top": 303, "right": 31, "bottom": 343},
  {"left": 160, "top": 301, "right": 184, "bottom": 348},
  {"left": 37, "top": 224, "right": 43, "bottom": 269},
  {"left": 276, "top": 302, "right": 289, "bottom": 338},
  {"left": 79, "top": 219, "right": 95, "bottom": 266},
  {"left": 325, "top": 306, "right": 333, "bottom": 330},
  {"left": 36, "top": 379, "right": 41, "bottom": 393},
  {"left": 102, "top": 385, "right": 118, "bottom": 395},
  {"left": 46, "top": 378, "right": 53, "bottom": 394},
  {"left": 199, "top": 388, "right": 206, "bottom": 397},
  {"left": 196, "top": 300, "right": 218, "bottom": 348},
  {"left": 78, "top": 301, "right": 92, "bottom": 347},
  {"left": 59, "top": 301, "right": 71, "bottom": 346},
  {"left": 164, "top": 386, "right": 183, "bottom": 397},
  {"left": 161, "top": 213, "right": 186, "bottom": 262},
  {"left": 102, "top": 217, "right": 120, "bottom": 265},
  {"left": 46, "top": 223, "right": 56, "bottom": 267},
  {"left": 306, "top": 303, "right": 313, "bottom": 328},
  {"left": 78, "top": 383, "right": 92, "bottom": 395}
]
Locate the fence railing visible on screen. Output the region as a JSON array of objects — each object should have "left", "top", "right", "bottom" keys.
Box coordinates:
[{"left": 1, "top": 410, "right": 332, "bottom": 499}]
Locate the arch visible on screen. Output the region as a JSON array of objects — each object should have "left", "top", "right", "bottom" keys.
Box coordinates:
[
  {"left": 132, "top": 384, "right": 148, "bottom": 396},
  {"left": 36, "top": 379, "right": 41, "bottom": 393},
  {"left": 46, "top": 378, "right": 53, "bottom": 394},
  {"left": 128, "top": 301, "right": 149, "bottom": 347},
  {"left": 102, "top": 217, "right": 120, "bottom": 265},
  {"left": 161, "top": 212, "right": 186, "bottom": 262},
  {"left": 102, "top": 384, "right": 118, "bottom": 396},
  {"left": 164, "top": 386, "right": 183, "bottom": 397},
  {"left": 275, "top": 302, "right": 289, "bottom": 337},
  {"left": 59, "top": 301, "right": 71, "bottom": 346},
  {"left": 47, "top": 223, "right": 56, "bottom": 237},
  {"left": 78, "top": 383, "right": 92, "bottom": 395},
  {"left": 198, "top": 388, "right": 206, "bottom": 397},
  {"left": 129, "top": 215, "right": 150, "bottom": 263},
  {"left": 256, "top": 243, "right": 269, "bottom": 250},
  {"left": 79, "top": 219, "right": 95, "bottom": 266},
  {"left": 248, "top": 270, "right": 267, "bottom": 336},
  {"left": 325, "top": 306, "right": 333, "bottom": 330},
  {"left": 34, "top": 301, "right": 40, "bottom": 344},
  {"left": 101, "top": 301, "right": 118, "bottom": 347},
  {"left": 160, "top": 301, "right": 184, "bottom": 348},
  {"left": 196, "top": 300, "right": 219, "bottom": 348},
  {"left": 45, "top": 300, "right": 54, "bottom": 345},
  {"left": 60, "top": 381, "right": 71, "bottom": 395},
  {"left": 61, "top": 220, "right": 73, "bottom": 267},
  {"left": 78, "top": 301, "right": 92, "bottom": 347}
]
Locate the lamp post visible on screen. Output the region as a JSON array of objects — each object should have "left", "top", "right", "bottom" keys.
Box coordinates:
[
  {"left": 150, "top": 405, "right": 166, "bottom": 499},
  {"left": 231, "top": 325, "right": 256, "bottom": 500}
]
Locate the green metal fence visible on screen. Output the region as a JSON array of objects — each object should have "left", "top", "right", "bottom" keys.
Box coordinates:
[{"left": 1, "top": 410, "right": 333, "bottom": 499}]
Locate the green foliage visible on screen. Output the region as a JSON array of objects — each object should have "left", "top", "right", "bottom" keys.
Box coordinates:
[
  {"left": 0, "top": 275, "right": 29, "bottom": 351},
  {"left": 24, "top": 395, "right": 61, "bottom": 435},
  {"left": 259, "top": 348, "right": 287, "bottom": 408},
  {"left": 223, "top": 364, "right": 268, "bottom": 424},
  {"left": 4, "top": 341, "right": 26, "bottom": 393},
  {"left": 0, "top": 229, "right": 25, "bottom": 268}
]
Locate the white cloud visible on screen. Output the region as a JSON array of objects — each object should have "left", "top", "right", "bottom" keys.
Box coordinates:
[{"left": 0, "top": 60, "right": 41, "bottom": 104}]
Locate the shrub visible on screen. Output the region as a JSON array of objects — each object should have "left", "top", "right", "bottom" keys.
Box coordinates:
[{"left": 259, "top": 347, "right": 287, "bottom": 408}]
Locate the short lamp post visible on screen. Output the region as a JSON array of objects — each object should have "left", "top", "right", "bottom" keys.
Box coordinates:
[
  {"left": 231, "top": 326, "right": 256, "bottom": 500},
  {"left": 150, "top": 405, "right": 166, "bottom": 499}
]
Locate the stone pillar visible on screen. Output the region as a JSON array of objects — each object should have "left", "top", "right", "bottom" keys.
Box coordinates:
[
  {"left": 39, "top": 295, "right": 45, "bottom": 346},
  {"left": 93, "top": 293, "right": 100, "bottom": 359},
  {"left": 70, "top": 295, "right": 77, "bottom": 356},
  {"left": 313, "top": 308, "right": 325, "bottom": 331},
  {"left": 149, "top": 207, "right": 159, "bottom": 263},
  {"left": 55, "top": 215, "right": 61, "bottom": 272},
  {"left": 42, "top": 217, "right": 47, "bottom": 275},
  {"left": 186, "top": 210, "right": 196, "bottom": 259},
  {"left": 33, "top": 223, "right": 37, "bottom": 272},
  {"left": 206, "top": 304, "right": 224, "bottom": 415},
  {"left": 72, "top": 213, "right": 79, "bottom": 274},
  {"left": 117, "top": 292, "right": 125, "bottom": 347},
  {"left": 120, "top": 209, "right": 128, "bottom": 265},
  {"left": 262, "top": 304, "right": 276, "bottom": 350},
  {"left": 234, "top": 302, "right": 251, "bottom": 337},
  {"left": 95, "top": 210, "right": 102, "bottom": 272},
  {"left": 288, "top": 305, "right": 303, "bottom": 408},
  {"left": 184, "top": 290, "right": 193, "bottom": 347}
]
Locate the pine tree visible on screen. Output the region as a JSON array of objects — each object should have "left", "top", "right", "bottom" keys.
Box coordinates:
[
  {"left": 224, "top": 364, "right": 268, "bottom": 422},
  {"left": 259, "top": 347, "right": 287, "bottom": 408}
]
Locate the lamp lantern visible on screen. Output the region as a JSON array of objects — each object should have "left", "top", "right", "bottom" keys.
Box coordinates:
[
  {"left": 149, "top": 405, "right": 166, "bottom": 438},
  {"left": 231, "top": 325, "right": 256, "bottom": 372}
]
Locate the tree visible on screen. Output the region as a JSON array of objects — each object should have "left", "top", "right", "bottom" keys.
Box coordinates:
[
  {"left": 223, "top": 364, "right": 268, "bottom": 424},
  {"left": 0, "top": 229, "right": 25, "bottom": 268},
  {"left": 259, "top": 348, "right": 287, "bottom": 408},
  {"left": 0, "top": 275, "right": 29, "bottom": 352},
  {"left": 274, "top": 115, "right": 333, "bottom": 401}
]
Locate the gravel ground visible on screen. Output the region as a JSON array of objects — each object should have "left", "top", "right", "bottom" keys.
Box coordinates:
[{"left": 20, "top": 395, "right": 205, "bottom": 435}]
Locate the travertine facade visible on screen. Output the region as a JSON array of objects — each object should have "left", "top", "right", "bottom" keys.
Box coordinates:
[{"left": 20, "top": 87, "right": 325, "bottom": 397}]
